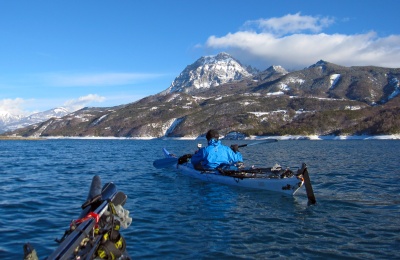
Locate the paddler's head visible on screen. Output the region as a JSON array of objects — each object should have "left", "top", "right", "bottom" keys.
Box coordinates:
[{"left": 206, "top": 129, "right": 219, "bottom": 142}]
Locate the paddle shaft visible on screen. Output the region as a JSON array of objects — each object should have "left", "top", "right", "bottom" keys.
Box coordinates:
[{"left": 237, "top": 139, "right": 278, "bottom": 148}]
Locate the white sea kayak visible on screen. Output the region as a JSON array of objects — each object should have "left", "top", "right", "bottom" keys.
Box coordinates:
[{"left": 154, "top": 148, "right": 309, "bottom": 196}]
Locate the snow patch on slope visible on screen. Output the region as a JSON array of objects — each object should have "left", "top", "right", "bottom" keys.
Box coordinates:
[
  {"left": 91, "top": 114, "right": 109, "bottom": 126},
  {"left": 164, "top": 118, "right": 183, "bottom": 136},
  {"left": 267, "top": 91, "right": 285, "bottom": 96},
  {"left": 388, "top": 77, "right": 400, "bottom": 100},
  {"left": 329, "top": 74, "right": 341, "bottom": 90}
]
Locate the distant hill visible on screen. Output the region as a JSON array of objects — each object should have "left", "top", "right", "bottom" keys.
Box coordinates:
[
  {"left": 3, "top": 53, "right": 400, "bottom": 138},
  {"left": 0, "top": 107, "right": 70, "bottom": 133}
]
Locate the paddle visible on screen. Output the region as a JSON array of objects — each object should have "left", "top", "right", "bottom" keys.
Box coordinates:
[
  {"left": 237, "top": 139, "right": 278, "bottom": 148},
  {"left": 152, "top": 139, "right": 278, "bottom": 169}
]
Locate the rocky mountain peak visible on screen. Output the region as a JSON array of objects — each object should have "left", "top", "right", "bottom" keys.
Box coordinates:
[
  {"left": 254, "top": 65, "right": 288, "bottom": 81},
  {"left": 308, "top": 60, "right": 330, "bottom": 70},
  {"left": 266, "top": 65, "right": 288, "bottom": 74},
  {"left": 164, "top": 52, "right": 254, "bottom": 94}
]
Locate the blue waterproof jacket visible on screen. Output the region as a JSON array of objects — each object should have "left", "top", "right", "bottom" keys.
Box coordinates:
[{"left": 191, "top": 139, "right": 243, "bottom": 169}]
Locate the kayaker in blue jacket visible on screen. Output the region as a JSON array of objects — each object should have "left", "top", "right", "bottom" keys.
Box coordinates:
[{"left": 191, "top": 129, "right": 243, "bottom": 170}]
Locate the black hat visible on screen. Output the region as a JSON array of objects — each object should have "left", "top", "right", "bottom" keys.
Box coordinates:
[{"left": 206, "top": 129, "right": 219, "bottom": 141}]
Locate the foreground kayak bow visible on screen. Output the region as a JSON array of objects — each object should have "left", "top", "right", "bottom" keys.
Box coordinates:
[{"left": 23, "top": 175, "right": 132, "bottom": 260}]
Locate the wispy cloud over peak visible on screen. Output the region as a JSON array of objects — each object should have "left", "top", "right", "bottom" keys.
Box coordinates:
[
  {"left": 64, "top": 94, "right": 106, "bottom": 111},
  {"left": 42, "top": 72, "right": 164, "bottom": 87}
]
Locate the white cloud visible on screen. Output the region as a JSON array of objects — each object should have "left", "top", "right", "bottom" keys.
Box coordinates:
[
  {"left": 0, "top": 98, "right": 27, "bottom": 115},
  {"left": 243, "top": 13, "right": 334, "bottom": 36},
  {"left": 64, "top": 94, "right": 106, "bottom": 111},
  {"left": 0, "top": 95, "right": 107, "bottom": 116},
  {"left": 42, "top": 72, "right": 163, "bottom": 87},
  {"left": 205, "top": 13, "right": 400, "bottom": 69}
]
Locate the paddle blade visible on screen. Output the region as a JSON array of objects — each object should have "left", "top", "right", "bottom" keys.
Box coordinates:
[
  {"left": 299, "top": 163, "right": 316, "bottom": 205},
  {"left": 153, "top": 157, "right": 178, "bottom": 169}
]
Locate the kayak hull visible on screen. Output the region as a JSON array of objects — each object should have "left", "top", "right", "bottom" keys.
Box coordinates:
[
  {"left": 178, "top": 163, "right": 303, "bottom": 195},
  {"left": 162, "top": 148, "right": 304, "bottom": 195}
]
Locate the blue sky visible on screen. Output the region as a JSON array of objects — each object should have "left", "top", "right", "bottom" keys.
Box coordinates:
[{"left": 1, "top": 0, "right": 400, "bottom": 115}]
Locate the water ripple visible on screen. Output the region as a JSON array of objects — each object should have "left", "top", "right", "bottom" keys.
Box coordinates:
[{"left": 0, "top": 140, "right": 399, "bottom": 259}]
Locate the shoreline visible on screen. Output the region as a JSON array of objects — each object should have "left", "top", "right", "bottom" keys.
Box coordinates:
[
  {"left": 2, "top": 134, "right": 399, "bottom": 141},
  {"left": 0, "top": 136, "right": 45, "bottom": 141}
]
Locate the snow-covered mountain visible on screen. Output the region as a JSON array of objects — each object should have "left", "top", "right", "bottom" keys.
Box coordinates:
[
  {"left": 0, "top": 111, "right": 23, "bottom": 124},
  {"left": 164, "top": 52, "right": 255, "bottom": 94},
  {"left": 0, "top": 112, "right": 23, "bottom": 132},
  {"left": 0, "top": 107, "right": 70, "bottom": 133}
]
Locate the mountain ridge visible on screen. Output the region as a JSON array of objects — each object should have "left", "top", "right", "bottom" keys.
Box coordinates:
[{"left": 3, "top": 52, "right": 400, "bottom": 138}]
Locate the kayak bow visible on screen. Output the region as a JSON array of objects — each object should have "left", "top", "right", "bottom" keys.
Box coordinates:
[{"left": 23, "top": 175, "right": 132, "bottom": 260}]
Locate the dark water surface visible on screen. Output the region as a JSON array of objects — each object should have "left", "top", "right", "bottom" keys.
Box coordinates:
[{"left": 0, "top": 139, "right": 399, "bottom": 259}]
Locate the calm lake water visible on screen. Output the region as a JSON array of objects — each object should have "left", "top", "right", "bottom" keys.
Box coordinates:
[{"left": 0, "top": 139, "right": 399, "bottom": 259}]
